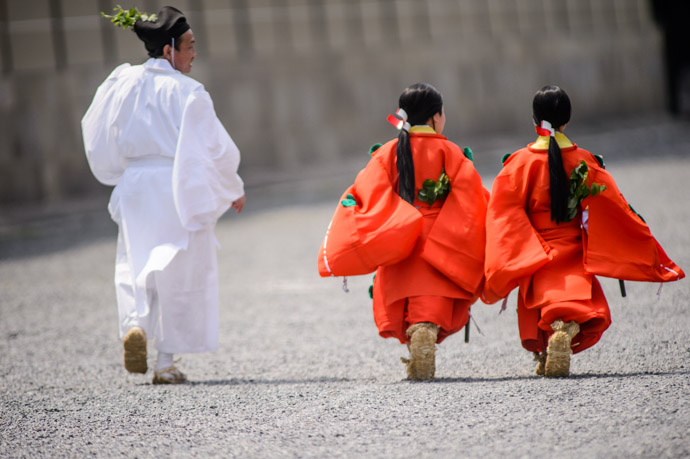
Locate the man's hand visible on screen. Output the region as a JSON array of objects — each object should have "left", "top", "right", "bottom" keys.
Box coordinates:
[{"left": 231, "top": 195, "right": 246, "bottom": 214}]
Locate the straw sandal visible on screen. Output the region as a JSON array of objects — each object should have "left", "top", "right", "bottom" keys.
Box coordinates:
[
  {"left": 123, "top": 327, "right": 147, "bottom": 374},
  {"left": 401, "top": 322, "right": 439, "bottom": 381},
  {"left": 544, "top": 320, "right": 580, "bottom": 378},
  {"left": 534, "top": 351, "right": 547, "bottom": 376},
  {"left": 152, "top": 365, "right": 187, "bottom": 384}
]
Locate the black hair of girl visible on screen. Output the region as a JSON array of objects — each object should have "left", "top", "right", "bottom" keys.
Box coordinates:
[
  {"left": 396, "top": 83, "right": 444, "bottom": 203},
  {"left": 533, "top": 85, "right": 572, "bottom": 223}
]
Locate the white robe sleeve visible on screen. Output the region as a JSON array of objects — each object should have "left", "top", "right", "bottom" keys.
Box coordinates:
[
  {"left": 81, "top": 64, "right": 131, "bottom": 186},
  {"left": 172, "top": 89, "right": 245, "bottom": 231}
]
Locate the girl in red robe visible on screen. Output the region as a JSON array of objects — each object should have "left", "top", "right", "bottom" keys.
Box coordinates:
[
  {"left": 483, "top": 86, "right": 684, "bottom": 377},
  {"left": 318, "top": 83, "right": 489, "bottom": 380}
]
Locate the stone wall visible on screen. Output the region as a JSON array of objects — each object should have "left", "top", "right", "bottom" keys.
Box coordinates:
[{"left": 0, "top": 0, "right": 664, "bottom": 203}]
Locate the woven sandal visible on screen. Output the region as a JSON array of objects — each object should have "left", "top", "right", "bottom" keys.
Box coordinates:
[
  {"left": 152, "top": 365, "right": 187, "bottom": 384},
  {"left": 402, "top": 322, "right": 439, "bottom": 381},
  {"left": 534, "top": 351, "right": 547, "bottom": 376},
  {"left": 544, "top": 320, "right": 580, "bottom": 378},
  {"left": 123, "top": 327, "right": 147, "bottom": 374}
]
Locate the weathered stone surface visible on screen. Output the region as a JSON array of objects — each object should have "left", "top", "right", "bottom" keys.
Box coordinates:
[{"left": 0, "top": 0, "right": 669, "bottom": 203}]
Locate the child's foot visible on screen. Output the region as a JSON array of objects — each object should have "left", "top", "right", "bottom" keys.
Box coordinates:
[
  {"left": 544, "top": 320, "right": 580, "bottom": 378},
  {"left": 402, "top": 322, "right": 439, "bottom": 381},
  {"left": 534, "top": 351, "right": 547, "bottom": 376},
  {"left": 123, "top": 327, "right": 147, "bottom": 374}
]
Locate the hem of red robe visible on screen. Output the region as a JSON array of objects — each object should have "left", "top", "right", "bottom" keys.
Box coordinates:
[
  {"left": 518, "top": 279, "right": 612, "bottom": 354},
  {"left": 374, "top": 295, "right": 472, "bottom": 345}
]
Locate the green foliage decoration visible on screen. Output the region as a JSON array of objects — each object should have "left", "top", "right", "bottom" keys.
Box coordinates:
[
  {"left": 368, "top": 274, "right": 376, "bottom": 299},
  {"left": 341, "top": 194, "right": 357, "bottom": 207},
  {"left": 369, "top": 143, "right": 382, "bottom": 156},
  {"left": 628, "top": 203, "right": 646, "bottom": 223},
  {"left": 101, "top": 5, "right": 157, "bottom": 29},
  {"left": 567, "top": 160, "right": 606, "bottom": 221},
  {"left": 417, "top": 169, "right": 450, "bottom": 206}
]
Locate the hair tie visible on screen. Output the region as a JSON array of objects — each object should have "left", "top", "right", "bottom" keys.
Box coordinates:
[
  {"left": 536, "top": 120, "right": 555, "bottom": 137},
  {"left": 387, "top": 108, "right": 411, "bottom": 132}
]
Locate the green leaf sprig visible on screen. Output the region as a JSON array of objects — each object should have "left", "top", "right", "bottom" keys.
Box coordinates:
[
  {"left": 417, "top": 169, "right": 450, "bottom": 206},
  {"left": 101, "top": 5, "right": 158, "bottom": 29},
  {"left": 566, "top": 160, "right": 606, "bottom": 221}
]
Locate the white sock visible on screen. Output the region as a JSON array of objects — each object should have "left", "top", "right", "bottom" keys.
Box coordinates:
[{"left": 155, "top": 352, "right": 174, "bottom": 371}]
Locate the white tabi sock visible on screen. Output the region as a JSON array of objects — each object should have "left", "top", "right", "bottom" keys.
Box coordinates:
[{"left": 155, "top": 352, "right": 174, "bottom": 371}]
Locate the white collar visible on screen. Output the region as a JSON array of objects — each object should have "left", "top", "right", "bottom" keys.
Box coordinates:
[{"left": 144, "top": 58, "right": 177, "bottom": 74}]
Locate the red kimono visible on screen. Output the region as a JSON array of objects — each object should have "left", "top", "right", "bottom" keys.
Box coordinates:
[
  {"left": 484, "top": 135, "right": 685, "bottom": 354},
  {"left": 318, "top": 129, "right": 489, "bottom": 344}
]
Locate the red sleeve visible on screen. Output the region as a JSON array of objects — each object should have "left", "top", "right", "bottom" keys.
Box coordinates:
[
  {"left": 317, "top": 142, "right": 424, "bottom": 277},
  {"left": 483, "top": 159, "right": 553, "bottom": 303},
  {"left": 420, "top": 152, "right": 489, "bottom": 297},
  {"left": 583, "top": 166, "right": 684, "bottom": 282}
]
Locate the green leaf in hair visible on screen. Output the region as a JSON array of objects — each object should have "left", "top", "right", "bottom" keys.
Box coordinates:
[{"left": 101, "top": 5, "right": 158, "bottom": 29}]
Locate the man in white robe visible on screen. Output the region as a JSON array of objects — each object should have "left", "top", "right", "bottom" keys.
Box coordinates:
[{"left": 81, "top": 6, "right": 245, "bottom": 384}]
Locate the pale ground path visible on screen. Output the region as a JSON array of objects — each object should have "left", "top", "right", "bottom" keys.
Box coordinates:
[{"left": 1, "top": 154, "right": 689, "bottom": 457}]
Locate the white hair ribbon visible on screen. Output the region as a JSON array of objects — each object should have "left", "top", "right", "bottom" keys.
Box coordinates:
[
  {"left": 536, "top": 120, "right": 555, "bottom": 137},
  {"left": 386, "top": 107, "right": 411, "bottom": 132}
]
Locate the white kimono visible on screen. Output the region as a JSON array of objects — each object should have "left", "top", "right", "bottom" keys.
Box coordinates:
[{"left": 82, "top": 58, "right": 244, "bottom": 354}]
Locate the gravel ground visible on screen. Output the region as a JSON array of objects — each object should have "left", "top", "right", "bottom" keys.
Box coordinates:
[{"left": 1, "top": 120, "right": 689, "bottom": 458}]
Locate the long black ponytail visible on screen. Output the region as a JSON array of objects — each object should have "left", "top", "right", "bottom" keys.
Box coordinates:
[
  {"left": 532, "top": 85, "right": 572, "bottom": 223},
  {"left": 395, "top": 83, "right": 444, "bottom": 204}
]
